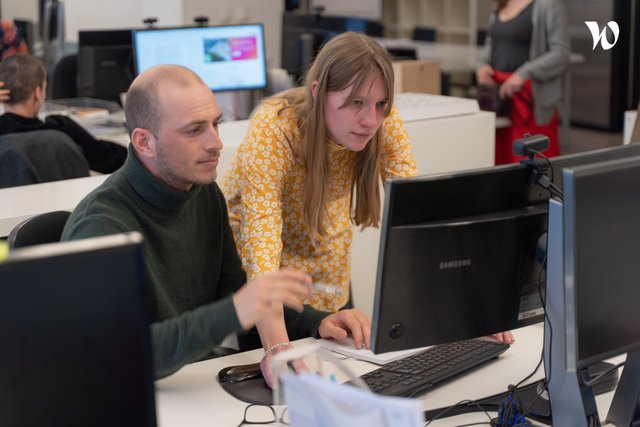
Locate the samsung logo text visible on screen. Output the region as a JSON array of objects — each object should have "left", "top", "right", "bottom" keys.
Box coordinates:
[{"left": 439, "top": 259, "right": 471, "bottom": 270}]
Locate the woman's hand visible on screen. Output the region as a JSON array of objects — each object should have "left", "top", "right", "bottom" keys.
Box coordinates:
[
  {"left": 476, "top": 64, "right": 496, "bottom": 85},
  {"left": 491, "top": 331, "right": 515, "bottom": 344},
  {"left": 318, "top": 308, "right": 372, "bottom": 349},
  {"left": 499, "top": 72, "right": 525, "bottom": 99}
]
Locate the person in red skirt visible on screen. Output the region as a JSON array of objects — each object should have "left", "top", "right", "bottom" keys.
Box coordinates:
[{"left": 476, "top": 0, "right": 570, "bottom": 165}]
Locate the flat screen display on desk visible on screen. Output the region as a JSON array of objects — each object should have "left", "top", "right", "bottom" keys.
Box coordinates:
[{"left": 133, "top": 24, "right": 267, "bottom": 92}]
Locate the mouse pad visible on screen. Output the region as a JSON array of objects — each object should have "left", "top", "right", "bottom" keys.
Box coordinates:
[{"left": 218, "top": 372, "right": 274, "bottom": 405}]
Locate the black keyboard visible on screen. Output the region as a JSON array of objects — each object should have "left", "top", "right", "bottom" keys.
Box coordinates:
[{"left": 359, "top": 339, "right": 510, "bottom": 397}]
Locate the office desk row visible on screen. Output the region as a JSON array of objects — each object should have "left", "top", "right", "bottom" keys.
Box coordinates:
[{"left": 155, "top": 324, "right": 619, "bottom": 426}]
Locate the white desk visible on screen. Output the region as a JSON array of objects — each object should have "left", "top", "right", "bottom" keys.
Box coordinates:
[
  {"left": 155, "top": 324, "right": 620, "bottom": 426},
  {"left": 0, "top": 175, "right": 109, "bottom": 238}
]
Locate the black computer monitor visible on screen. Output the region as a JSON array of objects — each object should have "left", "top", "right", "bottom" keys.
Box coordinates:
[
  {"left": 132, "top": 24, "right": 268, "bottom": 92},
  {"left": 77, "top": 29, "right": 135, "bottom": 103},
  {"left": 281, "top": 12, "right": 384, "bottom": 80},
  {"left": 0, "top": 233, "right": 156, "bottom": 426},
  {"left": 545, "top": 156, "right": 640, "bottom": 425},
  {"left": 371, "top": 142, "right": 640, "bottom": 355},
  {"left": 566, "top": 159, "right": 640, "bottom": 369}
]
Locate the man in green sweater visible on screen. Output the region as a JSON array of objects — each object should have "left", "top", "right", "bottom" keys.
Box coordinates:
[{"left": 61, "top": 65, "right": 371, "bottom": 381}]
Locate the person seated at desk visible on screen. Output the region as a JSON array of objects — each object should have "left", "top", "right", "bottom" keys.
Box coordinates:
[
  {"left": 61, "top": 64, "right": 370, "bottom": 383},
  {"left": 0, "top": 54, "right": 127, "bottom": 174}
]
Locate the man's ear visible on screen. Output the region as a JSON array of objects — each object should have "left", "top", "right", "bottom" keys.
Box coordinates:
[
  {"left": 130, "top": 128, "right": 157, "bottom": 159},
  {"left": 34, "top": 84, "right": 45, "bottom": 104},
  {"left": 310, "top": 80, "right": 319, "bottom": 100}
]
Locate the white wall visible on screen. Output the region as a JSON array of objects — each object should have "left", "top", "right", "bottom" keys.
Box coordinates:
[
  {"left": 4, "top": 0, "right": 283, "bottom": 71},
  {"left": 310, "top": 0, "right": 380, "bottom": 18},
  {"left": 64, "top": 0, "right": 183, "bottom": 42},
  {"left": 1, "top": 1, "right": 38, "bottom": 22}
]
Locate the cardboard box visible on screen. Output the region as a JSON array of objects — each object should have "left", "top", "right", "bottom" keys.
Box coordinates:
[{"left": 392, "top": 60, "right": 441, "bottom": 95}]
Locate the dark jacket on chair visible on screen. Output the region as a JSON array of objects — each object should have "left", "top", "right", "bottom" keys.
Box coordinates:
[
  {"left": 0, "top": 129, "right": 90, "bottom": 188},
  {"left": 0, "top": 112, "right": 127, "bottom": 174}
]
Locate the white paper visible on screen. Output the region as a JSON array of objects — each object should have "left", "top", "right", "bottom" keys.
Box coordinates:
[
  {"left": 282, "top": 372, "right": 423, "bottom": 427},
  {"left": 319, "top": 337, "right": 431, "bottom": 365}
]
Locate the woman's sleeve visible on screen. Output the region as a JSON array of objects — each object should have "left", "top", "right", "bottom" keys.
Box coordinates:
[
  {"left": 516, "top": 1, "right": 570, "bottom": 81},
  {"left": 381, "top": 105, "right": 419, "bottom": 180}
]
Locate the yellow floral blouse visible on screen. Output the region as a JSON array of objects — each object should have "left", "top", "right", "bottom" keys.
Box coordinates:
[{"left": 221, "top": 100, "right": 418, "bottom": 312}]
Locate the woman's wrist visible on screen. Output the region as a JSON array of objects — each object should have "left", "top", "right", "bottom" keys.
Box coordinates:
[{"left": 263, "top": 341, "right": 292, "bottom": 357}]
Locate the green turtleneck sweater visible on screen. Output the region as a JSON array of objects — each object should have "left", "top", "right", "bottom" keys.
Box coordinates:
[{"left": 62, "top": 146, "right": 327, "bottom": 379}]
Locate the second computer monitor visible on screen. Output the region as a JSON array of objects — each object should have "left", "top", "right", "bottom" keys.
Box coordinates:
[
  {"left": 133, "top": 24, "right": 267, "bottom": 92},
  {"left": 371, "top": 143, "right": 640, "bottom": 355},
  {"left": 77, "top": 29, "right": 135, "bottom": 103},
  {"left": 371, "top": 165, "right": 547, "bottom": 354}
]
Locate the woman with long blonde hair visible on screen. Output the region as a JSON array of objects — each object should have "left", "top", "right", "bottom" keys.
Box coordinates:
[{"left": 222, "top": 31, "right": 418, "bottom": 331}]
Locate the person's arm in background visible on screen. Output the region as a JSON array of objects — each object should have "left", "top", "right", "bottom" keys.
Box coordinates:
[
  {"left": 44, "top": 115, "right": 127, "bottom": 174},
  {"left": 0, "top": 82, "right": 9, "bottom": 102},
  {"left": 476, "top": 14, "right": 496, "bottom": 85}
]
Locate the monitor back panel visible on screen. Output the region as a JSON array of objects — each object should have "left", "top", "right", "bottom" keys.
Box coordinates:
[{"left": 0, "top": 237, "right": 156, "bottom": 426}]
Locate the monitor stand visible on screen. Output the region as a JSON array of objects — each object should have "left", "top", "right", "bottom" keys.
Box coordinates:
[{"left": 607, "top": 349, "right": 640, "bottom": 425}]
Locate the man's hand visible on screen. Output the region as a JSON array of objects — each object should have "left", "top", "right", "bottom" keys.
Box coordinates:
[
  {"left": 233, "top": 269, "right": 311, "bottom": 330},
  {"left": 499, "top": 72, "right": 525, "bottom": 99},
  {"left": 318, "top": 308, "right": 372, "bottom": 349},
  {"left": 476, "top": 64, "right": 495, "bottom": 85}
]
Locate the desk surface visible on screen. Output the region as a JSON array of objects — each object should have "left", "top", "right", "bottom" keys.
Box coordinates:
[
  {"left": 153, "top": 324, "right": 602, "bottom": 426},
  {"left": 0, "top": 175, "right": 109, "bottom": 238},
  {"left": 156, "top": 324, "right": 621, "bottom": 426}
]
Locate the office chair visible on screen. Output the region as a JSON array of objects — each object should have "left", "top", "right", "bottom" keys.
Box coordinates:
[
  {"left": 51, "top": 53, "right": 78, "bottom": 99},
  {"left": 412, "top": 26, "right": 437, "bottom": 42},
  {"left": 7, "top": 210, "right": 71, "bottom": 249},
  {"left": 0, "top": 129, "right": 90, "bottom": 189}
]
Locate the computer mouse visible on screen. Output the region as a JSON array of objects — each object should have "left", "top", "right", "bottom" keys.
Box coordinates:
[{"left": 218, "top": 362, "right": 264, "bottom": 384}]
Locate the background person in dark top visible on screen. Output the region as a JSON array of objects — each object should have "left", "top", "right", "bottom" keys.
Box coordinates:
[{"left": 0, "top": 54, "right": 127, "bottom": 174}]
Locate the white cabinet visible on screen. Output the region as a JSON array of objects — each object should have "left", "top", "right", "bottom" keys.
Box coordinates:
[{"left": 383, "top": 0, "right": 492, "bottom": 45}]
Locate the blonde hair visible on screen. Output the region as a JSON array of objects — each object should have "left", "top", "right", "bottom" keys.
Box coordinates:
[{"left": 269, "top": 32, "right": 394, "bottom": 243}]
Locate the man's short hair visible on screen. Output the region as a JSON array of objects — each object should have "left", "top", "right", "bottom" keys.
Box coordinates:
[
  {"left": 0, "top": 54, "right": 46, "bottom": 104},
  {"left": 124, "top": 65, "right": 205, "bottom": 138}
]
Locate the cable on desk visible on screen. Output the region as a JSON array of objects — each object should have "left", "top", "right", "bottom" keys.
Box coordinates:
[{"left": 424, "top": 399, "right": 494, "bottom": 426}]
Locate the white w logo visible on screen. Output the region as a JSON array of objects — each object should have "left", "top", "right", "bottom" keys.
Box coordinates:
[{"left": 585, "top": 21, "right": 620, "bottom": 50}]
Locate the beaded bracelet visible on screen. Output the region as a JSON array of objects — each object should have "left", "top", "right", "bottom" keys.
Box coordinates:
[{"left": 264, "top": 342, "right": 291, "bottom": 356}]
